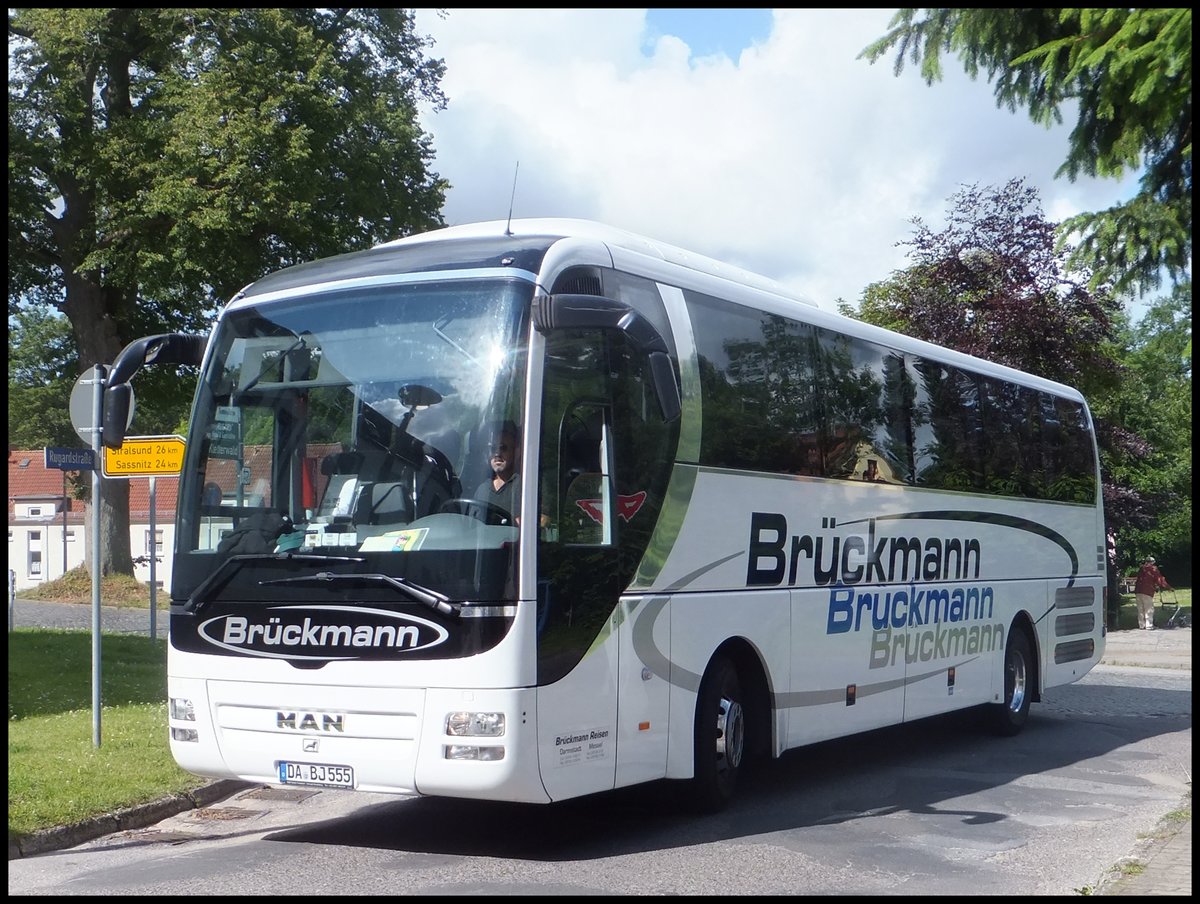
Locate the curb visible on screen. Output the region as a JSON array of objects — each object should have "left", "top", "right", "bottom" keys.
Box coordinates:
[
  {"left": 1093, "top": 807, "right": 1192, "bottom": 896},
  {"left": 7, "top": 780, "right": 251, "bottom": 860},
  {"left": 1101, "top": 658, "right": 1191, "bottom": 670}
]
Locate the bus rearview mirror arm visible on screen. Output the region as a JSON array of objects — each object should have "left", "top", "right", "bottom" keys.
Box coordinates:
[
  {"left": 102, "top": 333, "right": 208, "bottom": 449},
  {"left": 533, "top": 294, "right": 681, "bottom": 422}
]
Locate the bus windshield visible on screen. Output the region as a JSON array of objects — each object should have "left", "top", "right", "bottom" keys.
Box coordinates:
[{"left": 173, "top": 276, "right": 533, "bottom": 608}]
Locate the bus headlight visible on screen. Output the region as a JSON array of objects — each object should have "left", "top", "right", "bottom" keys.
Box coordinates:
[
  {"left": 171, "top": 728, "right": 199, "bottom": 742},
  {"left": 445, "top": 711, "right": 505, "bottom": 737},
  {"left": 170, "top": 697, "right": 195, "bottom": 721}
]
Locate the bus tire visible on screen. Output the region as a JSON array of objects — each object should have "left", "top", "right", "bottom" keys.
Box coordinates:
[
  {"left": 988, "top": 627, "right": 1033, "bottom": 737},
  {"left": 690, "top": 655, "right": 745, "bottom": 813}
]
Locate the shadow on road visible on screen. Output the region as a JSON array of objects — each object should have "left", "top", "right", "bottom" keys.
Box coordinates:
[{"left": 264, "top": 681, "right": 1190, "bottom": 861}]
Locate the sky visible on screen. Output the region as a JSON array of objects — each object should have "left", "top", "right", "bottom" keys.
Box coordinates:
[{"left": 411, "top": 8, "right": 1146, "bottom": 316}]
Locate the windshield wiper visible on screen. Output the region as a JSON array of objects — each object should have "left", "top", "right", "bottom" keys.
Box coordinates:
[
  {"left": 259, "top": 571, "right": 458, "bottom": 617},
  {"left": 183, "top": 552, "right": 365, "bottom": 615}
]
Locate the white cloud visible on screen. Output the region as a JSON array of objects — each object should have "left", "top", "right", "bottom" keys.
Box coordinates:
[{"left": 414, "top": 9, "right": 1141, "bottom": 311}]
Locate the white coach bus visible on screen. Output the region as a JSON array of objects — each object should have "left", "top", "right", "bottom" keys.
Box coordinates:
[{"left": 103, "top": 219, "right": 1107, "bottom": 812}]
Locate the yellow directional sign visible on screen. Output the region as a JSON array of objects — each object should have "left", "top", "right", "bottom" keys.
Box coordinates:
[{"left": 102, "top": 435, "right": 186, "bottom": 478}]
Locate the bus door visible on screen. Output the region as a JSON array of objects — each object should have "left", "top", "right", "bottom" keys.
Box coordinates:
[
  {"left": 535, "top": 329, "right": 623, "bottom": 799},
  {"left": 534, "top": 323, "right": 678, "bottom": 799}
]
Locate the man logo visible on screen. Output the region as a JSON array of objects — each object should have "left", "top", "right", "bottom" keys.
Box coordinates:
[
  {"left": 277, "top": 711, "right": 346, "bottom": 732},
  {"left": 303, "top": 738, "right": 319, "bottom": 752}
]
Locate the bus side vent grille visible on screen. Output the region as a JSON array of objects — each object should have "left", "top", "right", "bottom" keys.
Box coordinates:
[
  {"left": 1054, "top": 639, "right": 1094, "bottom": 664},
  {"left": 1054, "top": 586, "right": 1094, "bottom": 610},
  {"left": 1055, "top": 613, "right": 1095, "bottom": 636},
  {"left": 554, "top": 272, "right": 603, "bottom": 295}
]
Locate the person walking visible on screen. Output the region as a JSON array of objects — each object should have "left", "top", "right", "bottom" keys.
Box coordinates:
[{"left": 1133, "top": 556, "right": 1171, "bottom": 630}]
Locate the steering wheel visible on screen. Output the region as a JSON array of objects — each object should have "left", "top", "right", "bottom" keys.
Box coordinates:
[{"left": 438, "top": 498, "right": 514, "bottom": 526}]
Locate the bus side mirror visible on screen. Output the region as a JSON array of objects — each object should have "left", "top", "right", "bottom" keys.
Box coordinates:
[
  {"left": 533, "top": 293, "right": 681, "bottom": 422},
  {"left": 103, "top": 333, "right": 208, "bottom": 448},
  {"left": 102, "top": 382, "right": 134, "bottom": 448}
]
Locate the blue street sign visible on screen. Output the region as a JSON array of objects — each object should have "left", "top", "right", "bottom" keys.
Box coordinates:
[{"left": 44, "top": 447, "right": 96, "bottom": 471}]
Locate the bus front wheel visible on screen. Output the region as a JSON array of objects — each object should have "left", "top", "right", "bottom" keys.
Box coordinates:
[
  {"left": 691, "top": 655, "right": 745, "bottom": 813},
  {"left": 988, "top": 628, "right": 1033, "bottom": 736}
]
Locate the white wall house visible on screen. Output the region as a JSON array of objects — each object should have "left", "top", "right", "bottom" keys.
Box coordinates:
[{"left": 8, "top": 449, "right": 177, "bottom": 593}]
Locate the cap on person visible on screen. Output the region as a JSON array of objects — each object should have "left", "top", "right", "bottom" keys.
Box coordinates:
[{"left": 1146, "top": 556, "right": 1156, "bottom": 563}]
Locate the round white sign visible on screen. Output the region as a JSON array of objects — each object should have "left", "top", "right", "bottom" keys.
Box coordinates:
[{"left": 69, "top": 365, "right": 135, "bottom": 445}]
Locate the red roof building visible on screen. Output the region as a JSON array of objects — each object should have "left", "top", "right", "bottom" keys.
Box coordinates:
[{"left": 8, "top": 448, "right": 179, "bottom": 591}]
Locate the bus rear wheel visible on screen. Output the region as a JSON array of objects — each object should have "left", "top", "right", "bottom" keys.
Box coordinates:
[
  {"left": 691, "top": 655, "right": 745, "bottom": 813},
  {"left": 988, "top": 628, "right": 1033, "bottom": 736}
]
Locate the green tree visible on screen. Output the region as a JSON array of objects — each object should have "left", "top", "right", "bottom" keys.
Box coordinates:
[
  {"left": 860, "top": 8, "right": 1192, "bottom": 298},
  {"left": 8, "top": 308, "right": 77, "bottom": 450},
  {"left": 8, "top": 8, "right": 448, "bottom": 576},
  {"left": 1096, "top": 283, "right": 1192, "bottom": 581},
  {"left": 843, "top": 178, "right": 1121, "bottom": 392}
]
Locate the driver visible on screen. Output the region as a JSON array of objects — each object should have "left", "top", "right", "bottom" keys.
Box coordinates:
[{"left": 474, "top": 420, "right": 522, "bottom": 520}]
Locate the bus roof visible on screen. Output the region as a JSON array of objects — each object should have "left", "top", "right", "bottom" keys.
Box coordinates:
[
  {"left": 379, "top": 218, "right": 820, "bottom": 309},
  {"left": 394, "top": 221, "right": 1082, "bottom": 402}
]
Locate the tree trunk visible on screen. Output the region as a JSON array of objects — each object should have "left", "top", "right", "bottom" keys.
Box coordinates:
[
  {"left": 63, "top": 270, "right": 137, "bottom": 577},
  {"left": 82, "top": 481, "right": 134, "bottom": 577}
]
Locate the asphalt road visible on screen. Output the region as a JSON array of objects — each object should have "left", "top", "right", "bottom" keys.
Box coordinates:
[{"left": 8, "top": 597, "right": 167, "bottom": 636}]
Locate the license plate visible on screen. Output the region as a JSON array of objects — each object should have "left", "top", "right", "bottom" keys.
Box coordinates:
[{"left": 278, "top": 761, "right": 355, "bottom": 789}]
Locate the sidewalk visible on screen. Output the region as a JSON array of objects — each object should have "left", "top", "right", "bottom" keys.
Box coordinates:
[
  {"left": 1092, "top": 625, "right": 1191, "bottom": 897},
  {"left": 1099, "top": 622, "right": 1192, "bottom": 671}
]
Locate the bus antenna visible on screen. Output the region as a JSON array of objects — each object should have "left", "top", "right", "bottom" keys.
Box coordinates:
[{"left": 505, "top": 161, "right": 520, "bottom": 236}]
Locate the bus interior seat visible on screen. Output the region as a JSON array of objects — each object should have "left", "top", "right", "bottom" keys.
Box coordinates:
[
  {"left": 318, "top": 452, "right": 363, "bottom": 519},
  {"left": 354, "top": 481, "right": 413, "bottom": 526},
  {"left": 423, "top": 428, "right": 462, "bottom": 474},
  {"left": 457, "top": 427, "right": 493, "bottom": 500},
  {"left": 321, "top": 451, "right": 363, "bottom": 477},
  {"left": 319, "top": 450, "right": 405, "bottom": 519},
  {"left": 561, "top": 409, "right": 604, "bottom": 492},
  {"left": 412, "top": 430, "right": 463, "bottom": 516},
  {"left": 560, "top": 471, "right": 604, "bottom": 544}
]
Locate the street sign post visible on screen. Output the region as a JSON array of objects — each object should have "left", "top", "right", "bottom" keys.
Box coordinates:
[
  {"left": 44, "top": 447, "right": 96, "bottom": 471},
  {"left": 65, "top": 368, "right": 146, "bottom": 747},
  {"left": 69, "top": 364, "right": 109, "bottom": 748},
  {"left": 101, "top": 435, "right": 185, "bottom": 478}
]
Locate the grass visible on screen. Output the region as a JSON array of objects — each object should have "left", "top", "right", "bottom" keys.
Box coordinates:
[
  {"left": 7, "top": 628, "right": 208, "bottom": 842},
  {"left": 19, "top": 565, "right": 164, "bottom": 609},
  {"left": 1112, "top": 587, "right": 1191, "bottom": 630}
]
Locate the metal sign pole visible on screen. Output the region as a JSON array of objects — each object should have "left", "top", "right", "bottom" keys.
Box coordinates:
[
  {"left": 149, "top": 476, "right": 157, "bottom": 640},
  {"left": 62, "top": 469, "right": 69, "bottom": 577},
  {"left": 90, "top": 365, "right": 106, "bottom": 748}
]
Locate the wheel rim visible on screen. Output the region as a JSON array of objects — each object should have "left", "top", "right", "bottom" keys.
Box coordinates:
[
  {"left": 1007, "top": 647, "right": 1028, "bottom": 714},
  {"left": 716, "top": 695, "right": 744, "bottom": 773}
]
